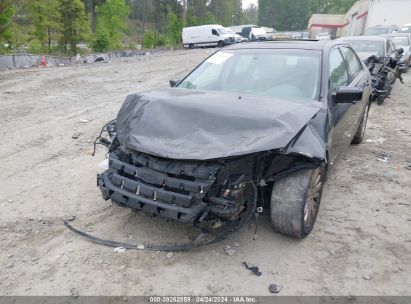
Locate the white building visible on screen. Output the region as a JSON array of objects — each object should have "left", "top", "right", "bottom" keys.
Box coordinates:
[{"left": 308, "top": 0, "right": 411, "bottom": 38}]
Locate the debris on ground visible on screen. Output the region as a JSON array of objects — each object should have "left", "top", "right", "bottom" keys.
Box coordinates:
[
  {"left": 362, "top": 274, "right": 373, "bottom": 280},
  {"left": 268, "top": 283, "right": 282, "bottom": 294},
  {"left": 166, "top": 252, "right": 174, "bottom": 259},
  {"left": 114, "top": 247, "right": 126, "bottom": 253},
  {"left": 224, "top": 245, "right": 236, "bottom": 256},
  {"left": 377, "top": 155, "right": 389, "bottom": 163},
  {"left": 79, "top": 119, "right": 89, "bottom": 123},
  {"left": 366, "top": 137, "right": 386, "bottom": 144},
  {"left": 72, "top": 132, "right": 82, "bottom": 139},
  {"left": 242, "top": 262, "right": 262, "bottom": 276}
]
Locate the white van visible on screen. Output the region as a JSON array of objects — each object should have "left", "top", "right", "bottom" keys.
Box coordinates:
[{"left": 182, "top": 25, "right": 236, "bottom": 48}]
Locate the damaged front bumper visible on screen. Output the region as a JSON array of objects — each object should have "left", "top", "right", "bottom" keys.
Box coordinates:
[{"left": 97, "top": 147, "right": 321, "bottom": 230}]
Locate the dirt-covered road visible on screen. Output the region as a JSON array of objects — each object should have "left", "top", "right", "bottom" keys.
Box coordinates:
[{"left": 0, "top": 49, "right": 410, "bottom": 296}]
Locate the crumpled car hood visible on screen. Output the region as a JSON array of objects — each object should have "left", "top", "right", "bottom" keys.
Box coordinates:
[{"left": 116, "top": 89, "right": 324, "bottom": 160}]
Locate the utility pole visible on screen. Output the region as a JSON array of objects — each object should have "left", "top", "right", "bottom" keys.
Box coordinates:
[{"left": 183, "top": 0, "right": 187, "bottom": 27}]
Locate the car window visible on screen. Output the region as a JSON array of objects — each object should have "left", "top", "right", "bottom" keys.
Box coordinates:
[
  {"left": 364, "top": 27, "right": 390, "bottom": 35},
  {"left": 391, "top": 36, "right": 410, "bottom": 46},
  {"left": 340, "top": 47, "right": 363, "bottom": 82},
  {"left": 178, "top": 49, "right": 321, "bottom": 101},
  {"left": 345, "top": 40, "right": 385, "bottom": 58},
  {"left": 329, "top": 49, "right": 349, "bottom": 92},
  {"left": 399, "top": 26, "right": 411, "bottom": 33},
  {"left": 212, "top": 29, "right": 219, "bottom": 36}
]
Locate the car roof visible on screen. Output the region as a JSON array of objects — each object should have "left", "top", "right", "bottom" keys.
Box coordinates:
[
  {"left": 338, "top": 35, "right": 388, "bottom": 42},
  {"left": 367, "top": 25, "right": 397, "bottom": 29},
  {"left": 223, "top": 40, "right": 341, "bottom": 51},
  {"left": 381, "top": 33, "right": 410, "bottom": 38}
]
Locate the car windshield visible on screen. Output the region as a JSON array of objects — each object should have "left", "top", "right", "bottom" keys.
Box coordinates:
[
  {"left": 347, "top": 40, "right": 385, "bottom": 57},
  {"left": 364, "top": 27, "right": 390, "bottom": 35},
  {"left": 178, "top": 49, "right": 321, "bottom": 101},
  {"left": 218, "top": 28, "right": 230, "bottom": 35},
  {"left": 399, "top": 26, "right": 411, "bottom": 33},
  {"left": 391, "top": 36, "right": 410, "bottom": 46}
]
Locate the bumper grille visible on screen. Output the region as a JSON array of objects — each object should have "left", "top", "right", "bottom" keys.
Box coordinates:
[{"left": 98, "top": 154, "right": 221, "bottom": 222}]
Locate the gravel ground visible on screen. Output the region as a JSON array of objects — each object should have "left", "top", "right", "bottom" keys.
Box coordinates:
[{"left": 0, "top": 49, "right": 410, "bottom": 296}]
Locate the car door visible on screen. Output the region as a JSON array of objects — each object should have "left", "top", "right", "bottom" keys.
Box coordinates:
[
  {"left": 340, "top": 46, "right": 371, "bottom": 137},
  {"left": 327, "top": 47, "right": 351, "bottom": 164}
]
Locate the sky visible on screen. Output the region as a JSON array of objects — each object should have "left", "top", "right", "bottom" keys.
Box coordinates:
[{"left": 242, "top": 0, "right": 258, "bottom": 9}]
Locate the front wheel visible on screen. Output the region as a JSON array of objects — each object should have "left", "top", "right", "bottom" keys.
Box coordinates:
[
  {"left": 270, "top": 167, "right": 324, "bottom": 238},
  {"left": 217, "top": 41, "right": 224, "bottom": 47}
]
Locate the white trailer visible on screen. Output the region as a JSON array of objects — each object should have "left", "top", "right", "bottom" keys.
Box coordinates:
[
  {"left": 309, "top": 0, "right": 411, "bottom": 38},
  {"left": 367, "top": 0, "right": 411, "bottom": 28}
]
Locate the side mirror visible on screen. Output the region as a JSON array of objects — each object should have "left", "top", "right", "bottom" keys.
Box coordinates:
[
  {"left": 169, "top": 79, "right": 180, "bottom": 87},
  {"left": 334, "top": 86, "right": 363, "bottom": 103},
  {"left": 398, "top": 48, "right": 404, "bottom": 55}
]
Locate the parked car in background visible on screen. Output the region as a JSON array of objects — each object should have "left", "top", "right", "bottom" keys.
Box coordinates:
[
  {"left": 339, "top": 35, "right": 400, "bottom": 63},
  {"left": 240, "top": 26, "right": 267, "bottom": 41},
  {"left": 315, "top": 32, "right": 331, "bottom": 40},
  {"left": 363, "top": 25, "right": 399, "bottom": 36},
  {"left": 225, "top": 28, "right": 246, "bottom": 43},
  {"left": 182, "top": 25, "right": 235, "bottom": 48},
  {"left": 339, "top": 36, "right": 401, "bottom": 104},
  {"left": 399, "top": 23, "right": 411, "bottom": 34},
  {"left": 96, "top": 40, "right": 372, "bottom": 239},
  {"left": 382, "top": 34, "right": 411, "bottom": 72}
]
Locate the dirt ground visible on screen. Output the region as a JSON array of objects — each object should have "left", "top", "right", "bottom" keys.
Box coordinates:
[{"left": 0, "top": 49, "right": 410, "bottom": 296}]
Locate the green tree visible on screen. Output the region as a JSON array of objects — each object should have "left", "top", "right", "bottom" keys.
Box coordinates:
[
  {"left": 0, "top": 0, "right": 27, "bottom": 50},
  {"left": 258, "top": 0, "right": 310, "bottom": 30},
  {"left": 29, "top": 0, "right": 61, "bottom": 51},
  {"left": 59, "top": 0, "right": 91, "bottom": 54},
  {"left": 208, "top": 0, "right": 243, "bottom": 26},
  {"left": 167, "top": 9, "right": 183, "bottom": 45},
  {"left": 95, "top": 0, "right": 130, "bottom": 49},
  {"left": 81, "top": 0, "right": 106, "bottom": 32},
  {"left": 243, "top": 3, "right": 257, "bottom": 24}
]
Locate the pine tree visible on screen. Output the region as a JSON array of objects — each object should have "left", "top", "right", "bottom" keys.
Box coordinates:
[
  {"left": 95, "top": 0, "right": 130, "bottom": 49},
  {"left": 59, "top": 0, "right": 90, "bottom": 53},
  {"left": 29, "top": 0, "right": 61, "bottom": 51}
]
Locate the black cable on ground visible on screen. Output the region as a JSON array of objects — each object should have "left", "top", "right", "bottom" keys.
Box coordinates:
[{"left": 63, "top": 217, "right": 230, "bottom": 252}]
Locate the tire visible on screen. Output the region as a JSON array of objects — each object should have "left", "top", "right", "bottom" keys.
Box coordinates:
[
  {"left": 218, "top": 41, "right": 224, "bottom": 47},
  {"left": 270, "top": 167, "right": 324, "bottom": 238},
  {"left": 352, "top": 102, "right": 370, "bottom": 144},
  {"left": 189, "top": 43, "right": 194, "bottom": 49}
]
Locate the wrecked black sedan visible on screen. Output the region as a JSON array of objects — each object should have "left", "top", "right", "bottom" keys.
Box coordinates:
[{"left": 97, "top": 40, "right": 372, "bottom": 239}]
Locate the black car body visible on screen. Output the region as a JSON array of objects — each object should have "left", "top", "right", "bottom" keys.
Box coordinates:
[{"left": 97, "top": 40, "right": 372, "bottom": 238}]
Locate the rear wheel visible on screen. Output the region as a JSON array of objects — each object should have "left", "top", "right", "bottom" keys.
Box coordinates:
[
  {"left": 352, "top": 102, "right": 370, "bottom": 144},
  {"left": 270, "top": 167, "right": 324, "bottom": 238},
  {"left": 189, "top": 43, "right": 194, "bottom": 49}
]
